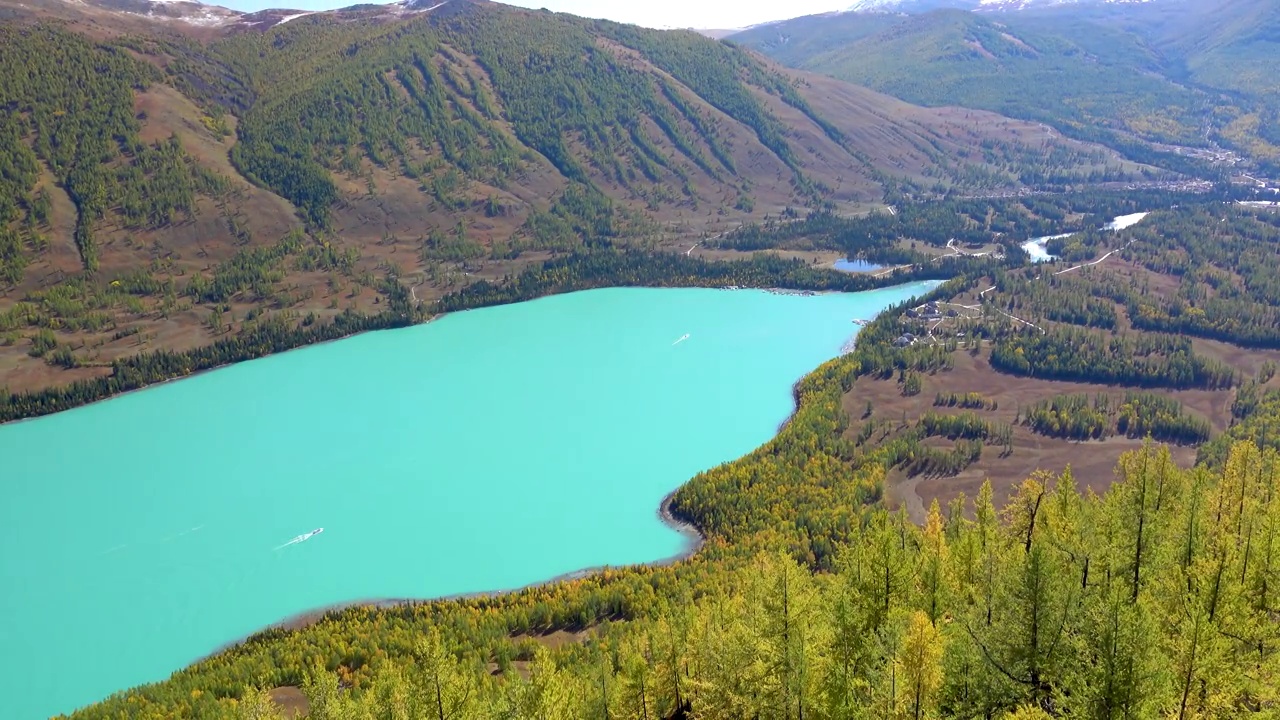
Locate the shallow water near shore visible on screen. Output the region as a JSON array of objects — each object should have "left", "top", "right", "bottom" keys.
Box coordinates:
[{"left": 0, "top": 282, "right": 936, "bottom": 718}]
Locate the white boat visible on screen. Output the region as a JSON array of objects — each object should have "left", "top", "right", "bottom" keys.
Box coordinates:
[{"left": 275, "top": 527, "right": 325, "bottom": 550}]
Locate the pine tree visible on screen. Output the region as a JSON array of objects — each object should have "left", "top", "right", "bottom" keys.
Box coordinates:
[
  {"left": 822, "top": 554, "right": 878, "bottom": 718},
  {"left": 617, "top": 631, "right": 655, "bottom": 720},
  {"left": 651, "top": 603, "right": 692, "bottom": 717},
  {"left": 897, "top": 611, "right": 944, "bottom": 720},
  {"left": 919, "top": 500, "right": 952, "bottom": 627},
  {"left": 984, "top": 474, "right": 1080, "bottom": 710},
  {"left": 516, "top": 647, "right": 575, "bottom": 720},
  {"left": 751, "top": 553, "right": 824, "bottom": 720},
  {"left": 689, "top": 595, "right": 763, "bottom": 720},
  {"left": 414, "top": 626, "right": 477, "bottom": 720}
]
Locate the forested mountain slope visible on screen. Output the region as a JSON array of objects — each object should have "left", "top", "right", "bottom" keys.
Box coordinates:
[
  {"left": 1084, "top": 0, "right": 1280, "bottom": 94},
  {"left": 731, "top": 0, "right": 1280, "bottom": 172},
  {"left": 0, "top": 0, "right": 1143, "bottom": 399}
]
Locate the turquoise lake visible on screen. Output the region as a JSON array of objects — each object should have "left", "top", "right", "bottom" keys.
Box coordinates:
[{"left": 0, "top": 282, "right": 936, "bottom": 718}]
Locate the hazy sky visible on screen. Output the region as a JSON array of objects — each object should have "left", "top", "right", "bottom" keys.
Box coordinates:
[{"left": 226, "top": 0, "right": 846, "bottom": 29}]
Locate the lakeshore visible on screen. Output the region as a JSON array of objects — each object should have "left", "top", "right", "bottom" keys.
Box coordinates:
[
  {"left": 237, "top": 492, "right": 706, "bottom": 649},
  {"left": 2, "top": 282, "right": 935, "bottom": 719}
]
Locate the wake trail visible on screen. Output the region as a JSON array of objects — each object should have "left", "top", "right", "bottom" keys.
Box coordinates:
[
  {"left": 274, "top": 527, "right": 324, "bottom": 551},
  {"left": 161, "top": 524, "right": 206, "bottom": 543},
  {"left": 672, "top": 333, "right": 690, "bottom": 346}
]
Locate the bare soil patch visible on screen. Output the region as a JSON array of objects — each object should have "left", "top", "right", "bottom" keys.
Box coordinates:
[
  {"left": 268, "top": 686, "right": 309, "bottom": 719},
  {"left": 844, "top": 351, "right": 1229, "bottom": 521},
  {"left": 689, "top": 247, "right": 848, "bottom": 267},
  {"left": 489, "top": 629, "right": 593, "bottom": 679}
]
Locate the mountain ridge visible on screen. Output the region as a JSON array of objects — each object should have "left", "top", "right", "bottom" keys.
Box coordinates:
[
  {"left": 731, "top": 0, "right": 1280, "bottom": 173},
  {"left": 0, "top": 0, "right": 1147, "bottom": 396}
]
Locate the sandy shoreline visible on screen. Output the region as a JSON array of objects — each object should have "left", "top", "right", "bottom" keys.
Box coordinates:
[{"left": 205, "top": 492, "right": 704, "bottom": 659}]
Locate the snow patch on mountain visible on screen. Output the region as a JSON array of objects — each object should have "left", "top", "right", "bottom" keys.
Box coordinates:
[
  {"left": 844, "top": 0, "right": 910, "bottom": 10},
  {"left": 52, "top": 0, "right": 463, "bottom": 30}
]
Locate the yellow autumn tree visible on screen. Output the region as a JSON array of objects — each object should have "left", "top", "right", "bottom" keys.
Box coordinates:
[
  {"left": 1002, "top": 705, "right": 1053, "bottom": 720},
  {"left": 233, "top": 688, "right": 282, "bottom": 720},
  {"left": 897, "top": 611, "right": 944, "bottom": 720}
]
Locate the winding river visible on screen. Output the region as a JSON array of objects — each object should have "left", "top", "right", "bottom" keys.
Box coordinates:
[
  {"left": 0, "top": 281, "right": 936, "bottom": 718},
  {"left": 1021, "top": 211, "right": 1151, "bottom": 263}
]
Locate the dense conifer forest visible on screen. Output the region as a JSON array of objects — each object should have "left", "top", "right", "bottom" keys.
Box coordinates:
[{"left": 0, "top": 26, "right": 229, "bottom": 271}]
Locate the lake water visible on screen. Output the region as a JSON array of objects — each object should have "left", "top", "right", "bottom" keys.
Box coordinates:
[
  {"left": 832, "top": 258, "right": 883, "bottom": 273},
  {"left": 0, "top": 282, "right": 937, "bottom": 719}
]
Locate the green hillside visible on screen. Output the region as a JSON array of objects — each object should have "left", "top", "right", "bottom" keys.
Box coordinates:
[
  {"left": 731, "top": 0, "right": 1280, "bottom": 171},
  {"left": 1101, "top": 0, "right": 1280, "bottom": 98}
]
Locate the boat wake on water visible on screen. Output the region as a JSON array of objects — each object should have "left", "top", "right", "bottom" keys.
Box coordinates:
[
  {"left": 274, "top": 527, "right": 324, "bottom": 550},
  {"left": 672, "top": 333, "right": 690, "bottom": 346},
  {"left": 161, "top": 525, "right": 205, "bottom": 543}
]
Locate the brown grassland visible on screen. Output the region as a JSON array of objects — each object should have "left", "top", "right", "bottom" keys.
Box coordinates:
[{"left": 847, "top": 252, "right": 1280, "bottom": 523}]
